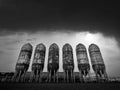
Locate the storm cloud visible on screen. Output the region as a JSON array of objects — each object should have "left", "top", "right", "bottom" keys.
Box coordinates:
[
  {"left": 0, "top": 0, "right": 120, "bottom": 77},
  {"left": 0, "top": 0, "right": 120, "bottom": 34}
]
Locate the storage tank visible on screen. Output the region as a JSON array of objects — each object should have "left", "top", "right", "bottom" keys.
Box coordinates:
[
  {"left": 63, "top": 43, "right": 74, "bottom": 71},
  {"left": 76, "top": 43, "right": 90, "bottom": 76},
  {"left": 47, "top": 43, "right": 59, "bottom": 75},
  {"left": 89, "top": 44, "right": 107, "bottom": 80},
  {"left": 13, "top": 43, "right": 33, "bottom": 82},
  {"left": 62, "top": 43, "right": 74, "bottom": 82},
  {"left": 32, "top": 43, "right": 46, "bottom": 75},
  {"left": 16, "top": 43, "right": 33, "bottom": 73}
]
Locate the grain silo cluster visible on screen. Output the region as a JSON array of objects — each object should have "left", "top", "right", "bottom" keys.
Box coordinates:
[{"left": 10, "top": 43, "right": 108, "bottom": 83}]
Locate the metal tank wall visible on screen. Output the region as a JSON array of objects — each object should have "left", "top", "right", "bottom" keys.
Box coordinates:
[
  {"left": 62, "top": 43, "right": 74, "bottom": 82},
  {"left": 31, "top": 43, "right": 46, "bottom": 82},
  {"left": 76, "top": 43, "right": 90, "bottom": 81},
  {"left": 13, "top": 43, "right": 33, "bottom": 82},
  {"left": 89, "top": 44, "right": 108, "bottom": 81},
  {"left": 47, "top": 43, "right": 59, "bottom": 82}
]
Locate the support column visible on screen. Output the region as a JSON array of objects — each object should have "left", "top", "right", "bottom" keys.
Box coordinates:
[
  {"left": 21, "top": 70, "right": 26, "bottom": 82},
  {"left": 87, "top": 71, "right": 90, "bottom": 81},
  {"left": 17, "top": 70, "right": 22, "bottom": 82},
  {"left": 83, "top": 70, "right": 85, "bottom": 82},
  {"left": 73, "top": 72, "right": 75, "bottom": 83},
  {"left": 56, "top": 72, "right": 58, "bottom": 83},
  {"left": 64, "top": 71, "right": 66, "bottom": 83},
  {"left": 35, "top": 70, "right": 39, "bottom": 82},
  {"left": 95, "top": 71, "right": 99, "bottom": 82},
  {"left": 67, "top": 70, "right": 69, "bottom": 83},
  {"left": 81, "top": 72, "right": 84, "bottom": 83},
  {"left": 79, "top": 71, "right": 81, "bottom": 82},
  {"left": 39, "top": 69, "right": 42, "bottom": 83},
  {"left": 30, "top": 71, "right": 34, "bottom": 82},
  {"left": 71, "top": 70, "right": 73, "bottom": 82},
  {"left": 53, "top": 70, "right": 56, "bottom": 83},
  {"left": 49, "top": 70, "right": 51, "bottom": 82},
  {"left": 100, "top": 70, "right": 103, "bottom": 80}
]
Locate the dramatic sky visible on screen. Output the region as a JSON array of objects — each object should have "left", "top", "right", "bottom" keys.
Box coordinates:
[{"left": 0, "top": 0, "right": 120, "bottom": 77}]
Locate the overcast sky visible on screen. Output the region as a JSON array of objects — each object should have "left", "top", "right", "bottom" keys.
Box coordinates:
[{"left": 0, "top": 0, "right": 120, "bottom": 77}]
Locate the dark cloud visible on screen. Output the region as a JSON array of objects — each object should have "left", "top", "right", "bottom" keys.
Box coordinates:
[
  {"left": 0, "top": 0, "right": 120, "bottom": 44},
  {"left": 0, "top": 50, "right": 4, "bottom": 54}
]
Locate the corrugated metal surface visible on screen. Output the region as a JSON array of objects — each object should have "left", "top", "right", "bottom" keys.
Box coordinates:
[
  {"left": 89, "top": 44, "right": 104, "bottom": 65},
  {"left": 16, "top": 43, "right": 33, "bottom": 72},
  {"left": 76, "top": 43, "right": 89, "bottom": 64},
  {"left": 32, "top": 43, "right": 46, "bottom": 71},
  {"left": 48, "top": 43, "right": 59, "bottom": 72},
  {"left": 63, "top": 43, "right": 74, "bottom": 71}
]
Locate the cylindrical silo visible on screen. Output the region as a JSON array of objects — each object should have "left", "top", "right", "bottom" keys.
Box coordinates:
[
  {"left": 31, "top": 43, "right": 46, "bottom": 82},
  {"left": 62, "top": 43, "right": 74, "bottom": 83},
  {"left": 76, "top": 43, "right": 90, "bottom": 82},
  {"left": 89, "top": 44, "right": 108, "bottom": 81},
  {"left": 13, "top": 43, "right": 33, "bottom": 82},
  {"left": 47, "top": 43, "right": 59, "bottom": 82}
]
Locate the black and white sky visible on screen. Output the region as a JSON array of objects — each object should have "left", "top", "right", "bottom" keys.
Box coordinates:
[{"left": 0, "top": 0, "right": 120, "bottom": 77}]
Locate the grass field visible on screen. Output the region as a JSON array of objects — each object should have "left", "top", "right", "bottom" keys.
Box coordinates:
[{"left": 0, "top": 82, "right": 120, "bottom": 90}]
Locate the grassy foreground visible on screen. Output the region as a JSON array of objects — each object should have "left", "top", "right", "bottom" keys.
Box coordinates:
[{"left": 0, "top": 82, "right": 120, "bottom": 90}]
